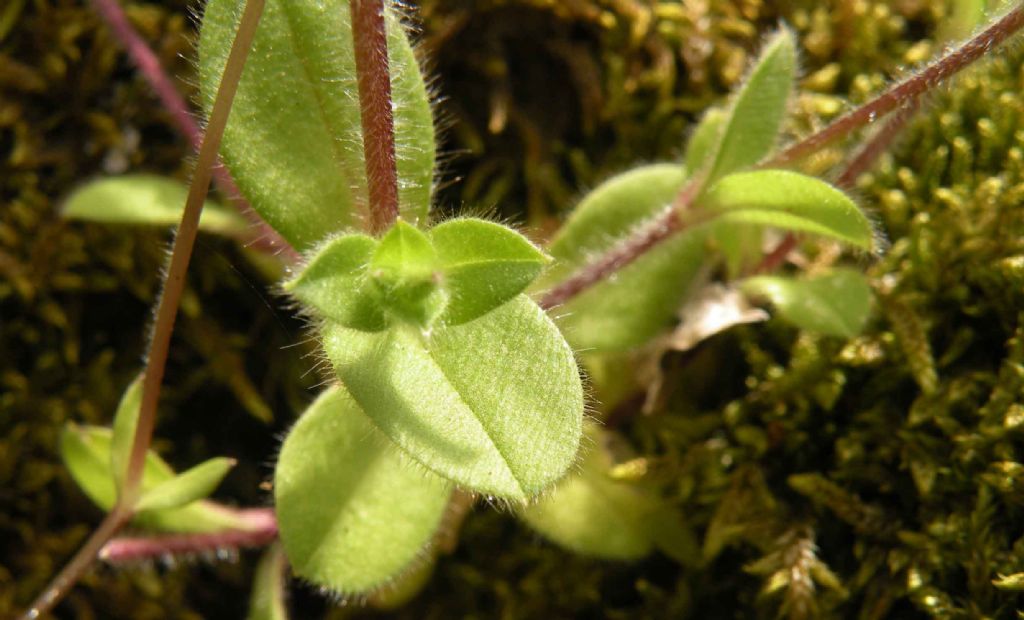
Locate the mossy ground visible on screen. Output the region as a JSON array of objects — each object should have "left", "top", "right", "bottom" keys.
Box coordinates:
[{"left": 4, "top": 0, "right": 1023, "bottom": 618}]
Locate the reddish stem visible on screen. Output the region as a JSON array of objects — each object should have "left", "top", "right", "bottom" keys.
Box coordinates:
[
  {"left": 88, "top": 0, "right": 299, "bottom": 262},
  {"left": 99, "top": 509, "right": 279, "bottom": 563},
  {"left": 123, "top": 0, "right": 265, "bottom": 504},
  {"left": 351, "top": 0, "right": 400, "bottom": 234},
  {"left": 750, "top": 97, "right": 921, "bottom": 276},
  {"left": 20, "top": 508, "right": 130, "bottom": 620},
  {"left": 21, "top": 6, "right": 267, "bottom": 615},
  {"left": 539, "top": 180, "right": 703, "bottom": 310},
  {"left": 766, "top": 3, "right": 1024, "bottom": 167}
]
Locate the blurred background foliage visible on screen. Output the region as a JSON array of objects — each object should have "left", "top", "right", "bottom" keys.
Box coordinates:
[{"left": 4, "top": 0, "right": 1024, "bottom": 617}]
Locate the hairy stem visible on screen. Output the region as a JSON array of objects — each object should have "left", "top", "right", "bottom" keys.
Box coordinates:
[
  {"left": 543, "top": 5, "right": 1024, "bottom": 307},
  {"left": 99, "top": 508, "right": 279, "bottom": 563},
  {"left": 88, "top": 0, "right": 299, "bottom": 261},
  {"left": 766, "top": 2, "right": 1024, "bottom": 167},
  {"left": 539, "top": 180, "right": 702, "bottom": 310},
  {"left": 352, "top": 0, "right": 400, "bottom": 234}
]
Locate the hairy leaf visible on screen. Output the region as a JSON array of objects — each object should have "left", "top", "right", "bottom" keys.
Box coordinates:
[
  {"left": 323, "top": 295, "right": 583, "bottom": 501},
  {"left": 60, "top": 424, "right": 251, "bottom": 532},
  {"left": 741, "top": 269, "right": 873, "bottom": 337},
  {"left": 702, "top": 170, "right": 874, "bottom": 249},
  {"left": 284, "top": 233, "right": 385, "bottom": 331},
  {"left": 109, "top": 375, "right": 143, "bottom": 494},
  {"left": 134, "top": 457, "right": 236, "bottom": 513},
  {"left": 520, "top": 425, "right": 673, "bottom": 559},
  {"left": 63, "top": 175, "right": 247, "bottom": 235},
  {"left": 539, "top": 164, "right": 708, "bottom": 351},
  {"left": 704, "top": 28, "right": 796, "bottom": 184},
  {"left": 199, "top": 0, "right": 435, "bottom": 249},
  {"left": 430, "top": 218, "right": 548, "bottom": 325},
  {"left": 275, "top": 387, "right": 451, "bottom": 595}
]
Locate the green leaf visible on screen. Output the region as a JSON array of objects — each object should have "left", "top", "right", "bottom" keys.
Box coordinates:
[
  {"left": 109, "top": 375, "right": 143, "bottom": 494},
  {"left": 430, "top": 218, "right": 548, "bottom": 325},
  {"left": 683, "top": 107, "right": 726, "bottom": 175},
  {"left": 284, "top": 233, "right": 385, "bottom": 331},
  {"left": 248, "top": 544, "right": 288, "bottom": 620},
  {"left": 740, "top": 268, "right": 873, "bottom": 337},
  {"left": 519, "top": 425, "right": 668, "bottom": 559},
  {"left": 373, "top": 220, "right": 438, "bottom": 275},
  {"left": 538, "top": 164, "right": 708, "bottom": 351},
  {"left": 704, "top": 28, "right": 796, "bottom": 184},
  {"left": 199, "top": 0, "right": 435, "bottom": 249},
  {"left": 135, "top": 457, "right": 236, "bottom": 513},
  {"left": 323, "top": 295, "right": 583, "bottom": 501},
  {"left": 60, "top": 424, "right": 249, "bottom": 533},
  {"left": 63, "top": 175, "right": 247, "bottom": 235},
  {"left": 275, "top": 386, "right": 451, "bottom": 595},
  {"left": 702, "top": 170, "right": 874, "bottom": 249},
  {"left": 370, "top": 220, "right": 447, "bottom": 328}
]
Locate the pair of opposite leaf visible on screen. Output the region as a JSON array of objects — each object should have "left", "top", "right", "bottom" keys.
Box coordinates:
[
  {"left": 537, "top": 27, "right": 876, "bottom": 354},
  {"left": 198, "top": 0, "right": 587, "bottom": 597},
  {"left": 61, "top": 376, "right": 250, "bottom": 534}
]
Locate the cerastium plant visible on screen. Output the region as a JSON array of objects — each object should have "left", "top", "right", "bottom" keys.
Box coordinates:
[{"left": 23, "top": 0, "right": 1024, "bottom": 617}]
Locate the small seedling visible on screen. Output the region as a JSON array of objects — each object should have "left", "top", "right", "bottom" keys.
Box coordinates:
[{"left": 21, "top": 0, "right": 1024, "bottom": 617}]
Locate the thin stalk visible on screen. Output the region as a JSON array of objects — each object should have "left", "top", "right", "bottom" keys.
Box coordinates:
[
  {"left": 766, "top": 2, "right": 1024, "bottom": 167},
  {"left": 88, "top": 0, "right": 299, "bottom": 262},
  {"left": 124, "top": 0, "right": 265, "bottom": 504},
  {"left": 543, "top": 5, "right": 1024, "bottom": 307},
  {"left": 351, "top": 0, "right": 400, "bottom": 233},
  {"left": 20, "top": 508, "right": 129, "bottom": 620},
  {"left": 20, "top": 5, "right": 266, "bottom": 618}
]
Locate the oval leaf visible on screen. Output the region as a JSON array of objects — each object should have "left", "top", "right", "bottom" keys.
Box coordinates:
[
  {"left": 704, "top": 28, "right": 796, "bottom": 183},
  {"left": 285, "top": 233, "right": 385, "bottom": 331},
  {"left": 430, "top": 218, "right": 548, "bottom": 325},
  {"left": 63, "top": 175, "right": 247, "bottom": 235},
  {"left": 702, "top": 170, "right": 875, "bottom": 249},
  {"left": 323, "top": 295, "right": 584, "bottom": 501},
  {"left": 520, "top": 425, "right": 666, "bottom": 559},
  {"left": 110, "top": 375, "right": 143, "bottom": 494},
  {"left": 740, "top": 268, "right": 873, "bottom": 337},
  {"left": 60, "top": 424, "right": 250, "bottom": 533},
  {"left": 199, "top": 0, "right": 435, "bottom": 249},
  {"left": 135, "top": 457, "right": 236, "bottom": 513},
  {"left": 538, "top": 164, "right": 708, "bottom": 351},
  {"left": 275, "top": 386, "right": 451, "bottom": 595}
]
